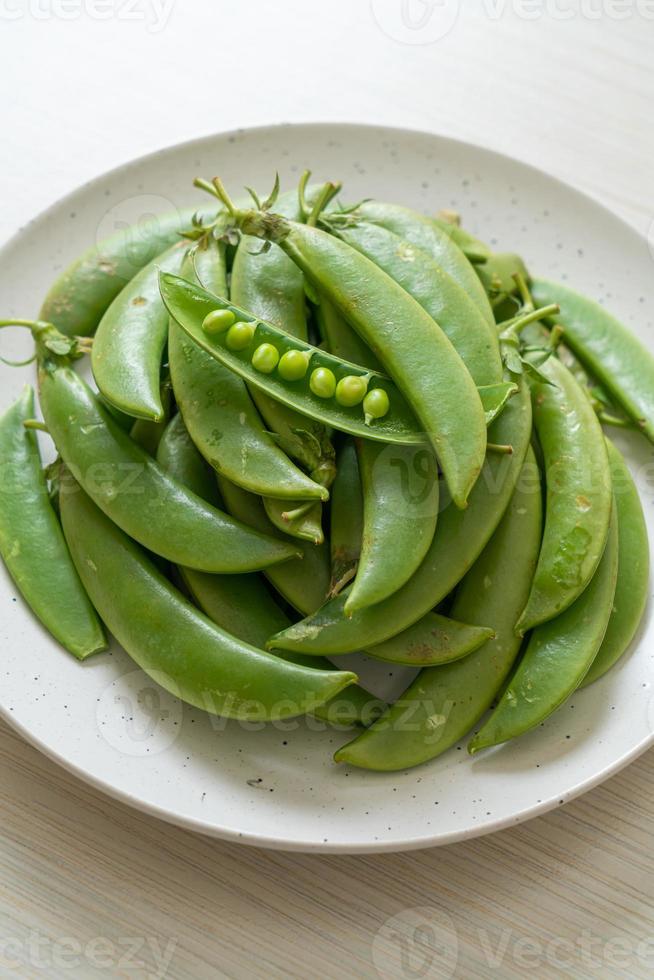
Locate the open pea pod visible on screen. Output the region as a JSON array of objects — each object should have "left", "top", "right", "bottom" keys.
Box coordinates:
[
  {"left": 160, "top": 272, "right": 424, "bottom": 446},
  {"left": 160, "top": 274, "right": 517, "bottom": 447}
]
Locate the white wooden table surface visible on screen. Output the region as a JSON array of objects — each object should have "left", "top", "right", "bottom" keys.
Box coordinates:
[{"left": 1, "top": 4, "right": 654, "bottom": 977}]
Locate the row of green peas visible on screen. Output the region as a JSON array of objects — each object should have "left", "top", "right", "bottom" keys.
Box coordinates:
[{"left": 202, "top": 308, "right": 390, "bottom": 423}]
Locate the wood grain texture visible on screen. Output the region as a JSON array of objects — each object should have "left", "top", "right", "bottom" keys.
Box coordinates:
[{"left": 1, "top": 6, "right": 654, "bottom": 979}]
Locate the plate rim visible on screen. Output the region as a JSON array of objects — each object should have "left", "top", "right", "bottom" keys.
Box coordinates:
[{"left": 0, "top": 120, "right": 651, "bottom": 854}]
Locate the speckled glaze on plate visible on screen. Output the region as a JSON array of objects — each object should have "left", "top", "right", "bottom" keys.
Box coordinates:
[{"left": 0, "top": 124, "right": 652, "bottom": 854}]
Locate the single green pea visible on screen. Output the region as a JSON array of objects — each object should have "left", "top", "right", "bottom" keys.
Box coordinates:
[
  {"left": 226, "top": 321, "right": 255, "bottom": 351},
  {"left": 335, "top": 375, "right": 368, "bottom": 407},
  {"left": 252, "top": 342, "right": 280, "bottom": 374},
  {"left": 363, "top": 388, "right": 390, "bottom": 422},
  {"left": 278, "top": 349, "right": 310, "bottom": 381},
  {"left": 202, "top": 308, "right": 236, "bottom": 335},
  {"left": 310, "top": 367, "right": 336, "bottom": 399}
]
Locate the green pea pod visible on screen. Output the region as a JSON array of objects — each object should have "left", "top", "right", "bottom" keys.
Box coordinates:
[
  {"left": 345, "top": 440, "right": 439, "bottom": 615},
  {"left": 314, "top": 296, "right": 384, "bottom": 372},
  {"left": 129, "top": 373, "right": 174, "bottom": 456},
  {"left": 516, "top": 355, "right": 612, "bottom": 634},
  {"left": 0, "top": 387, "right": 106, "bottom": 659},
  {"left": 531, "top": 276, "right": 654, "bottom": 444},
  {"left": 432, "top": 215, "right": 492, "bottom": 264},
  {"left": 263, "top": 497, "right": 324, "bottom": 545},
  {"left": 355, "top": 201, "right": 493, "bottom": 325},
  {"left": 38, "top": 365, "right": 298, "bottom": 573},
  {"left": 363, "top": 612, "right": 495, "bottom": 668},
  {"left": 231, "top": 189, "right": 308, "bottom": 337},
  {"left": 169, "top": 248, "right": 327, "bottom": 501},
  {"left": 155, "top": 411, "right": 222, "bottom": 504},
  {"left": 334, "top": 450, "right": 542, "bottom": 769},
  {"left": 156, "top": 416, "right": 286, "bottom": 643},
  {"left": 317, "top": 303, "right": 445, "bottom": 613},
  {"left": 160, "top": 272, "right": 424, "bottom": 446},
  {"left": 216, "top": 474, "right": 331, "bottom": 616},
  {"left": 92, "top": 241, "right": 187, "bottom": 420},
  {"left": 268, "top": 381, "right": 532, "bottom": 655},
  {"left": 59, "top": 484, "right": 357, "bottom": 721},
  {"left": 335, "top": 221, "right": 502, "bottom": 386},
  {"left": 40, "top": 206, "right": 200, "bottom": 337},
  {"left": 582, "top": 440, "right": 649, "bottom": 686},
  {"left": 329, "top": 439, "right": 363, "bottom": 597},
  {"left": 231, "top": 213, "right": 488, "bottom": 507},
  {"left": 185, "top": 560, "right": 384, "bottom": 727},
  {"left": 180, "top": 565, "right": 289, "bottom": 647},
  {"left": 470, "top": 498, "right": 619, "bottom": 753},
  {"left": 155, "top": 414, "right": 382, "bottom": 727}
]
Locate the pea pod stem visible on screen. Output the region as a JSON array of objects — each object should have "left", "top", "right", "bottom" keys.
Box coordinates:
[
  {"left": 498, "top": 303, "right": 560, "bottom": 342},
  {"left": 282, "top": 500, "right": 315, "bottom": 523},
  {"left": 22, "top": 419, "right": 49, "bottom": 433}
]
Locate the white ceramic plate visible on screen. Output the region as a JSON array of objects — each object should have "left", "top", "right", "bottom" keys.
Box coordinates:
[{"left": 1, "top": 123, "right": 653, "bottom": 854}]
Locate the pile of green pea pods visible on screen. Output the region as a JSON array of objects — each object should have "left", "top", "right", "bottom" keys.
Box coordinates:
[{"left": 0, "top": 171, "right": 651, "bottom": 772}]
